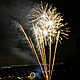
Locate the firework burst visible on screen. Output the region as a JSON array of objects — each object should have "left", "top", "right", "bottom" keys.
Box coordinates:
[
  {"left": 32, "top": 4, "right": 69, "bottom": 45},
  {"left": 17, "top": 2, "right": 70, "bottom": 80}
]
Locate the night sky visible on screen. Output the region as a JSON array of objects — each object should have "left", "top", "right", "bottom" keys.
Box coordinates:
[{"left": 0, "top": 0, "right": 80, "bottom": 70}]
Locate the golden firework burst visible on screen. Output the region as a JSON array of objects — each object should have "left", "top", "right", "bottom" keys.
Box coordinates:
[
  {"left": 32, "top": 3, "right": 69, "bottom": 45},
  {"left": 17, "top": 2, "right": 70, "bottom": 80}
]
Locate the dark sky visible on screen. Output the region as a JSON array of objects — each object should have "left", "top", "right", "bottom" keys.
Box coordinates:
[{"left": 0, "top": 0, "right": 80, "bottom": 68}]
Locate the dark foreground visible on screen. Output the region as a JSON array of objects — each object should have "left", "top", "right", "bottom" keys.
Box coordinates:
[{"left": 0, "top": 64, "right": 78, "bottom": 80}]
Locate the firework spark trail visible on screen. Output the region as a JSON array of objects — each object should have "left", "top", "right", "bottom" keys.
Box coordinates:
[
  {"left": 50, "top": 31, "right": 60, "bottom": 79},
  {"left": 18, "top": 23, "right": 32, "bottom": 47},
  {"left": 29, "top": 37, "right": 45, "bottom": 75},
  {"left": 18, "top": 24, "right": 45, "bottom": 77},
  {"left": 47, "top": 31, "right": 51, "bottom": 80},
  {"left": 40, "top": 33, "right": 48, "bottom": 80},
  {"left": 33, "top": 25, "right": 48, "bottom": 79},
  {"left": 33, "top": 25, "right": 48, "bottom": 75}
]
